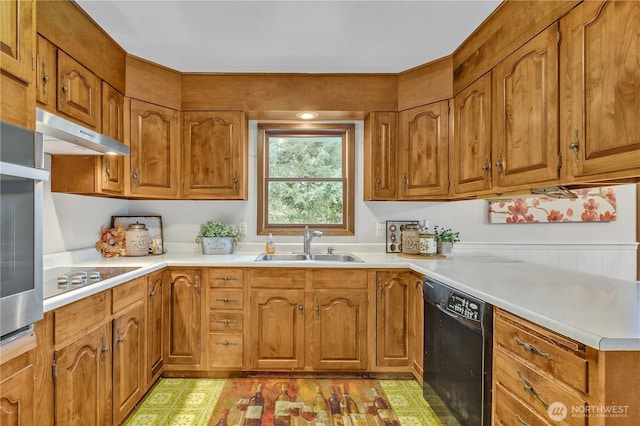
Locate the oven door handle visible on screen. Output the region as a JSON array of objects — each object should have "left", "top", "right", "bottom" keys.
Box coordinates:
[
  {"left": 0, "top": 161, "right": 50, "bottom": 181},
  {"left": 434, "top": 301, "right": 483, "bottom": 332}
]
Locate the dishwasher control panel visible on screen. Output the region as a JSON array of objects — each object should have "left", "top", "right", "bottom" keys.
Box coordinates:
[{"left": 446, "top": 292, "right": 481, "bottom": 321}]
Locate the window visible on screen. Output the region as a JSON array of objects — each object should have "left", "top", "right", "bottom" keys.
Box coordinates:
[{"left": 258, "top": 123, "right": 355, "bottom": 236}]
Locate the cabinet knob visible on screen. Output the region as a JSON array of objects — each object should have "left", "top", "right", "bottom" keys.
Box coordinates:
[
  {"left": 298, "top": 297, "right": 304, "bottom": 319},
  {"left": 375, "top": 177, "right": 382, "bottom": 187},
  {"left": 569, "top": 127, "right": 580, "bottom": 164},
  {"left": 314, "top": 297, "right": 320, "bottom": 320},
  {"left": 60, "top": 77, "right": 68, "bottom": 103},
  {"left": 132, "top": 168, "right": 139, "bottom": 186},
  {"left": 40, "top": 63, "right": 50, "bottom": 95},
  {"left": 495, "top": 152, "right": 504, "bottom": 181},
  {"left": 104, "top": 161, "right": 111, "bottom": 178}
]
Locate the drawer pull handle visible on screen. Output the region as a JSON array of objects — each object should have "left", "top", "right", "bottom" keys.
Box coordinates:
[
  {"left": 216, "top": 341, "right": 237, "bottom": 346},
  {"left": 518, "top": 371, "right": 548, "bottom": 409},
  {"left": 216, "top": 298, "right": 238, "bottom": 303},
  {"left": 515, "top": 337, "right": 552, "bottom": 361},
  {"left": 215, "top": 277, "right": 238, "bottom": 281},
  {"left": 216, "top": 319, "right": 237, "bottom": 325},
  {"left": 516, "top": 415, "right": 530, "bottom": 426}
]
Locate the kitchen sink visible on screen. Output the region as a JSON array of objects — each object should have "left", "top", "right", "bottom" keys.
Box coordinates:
[
  {"left": 254, "top": 254, "right": 309, "bottom": 261},
  {"left": 254, "top": 253, "right": 364, "bottom": 262},
  {"left": 307, "top": 254, "right": 364, "bottom": 262}
]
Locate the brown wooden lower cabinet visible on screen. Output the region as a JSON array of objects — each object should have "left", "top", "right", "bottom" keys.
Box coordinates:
[
  {"left": 146, "top": 270, "right": 165, "bottom": 385},
  {"left": 409, "top": 272, "right": 424, "bottom": 383},
  {"left": 248, "top": 268, "right": 369, "bottom": 371},
  {"left": 164, "top": 269, "right": 201, "bottom": 366},
  {"left": 0, "top": 351, "right": 35, "bottom": 426},
  {"left": 54, "top": 324, "right": 113, "bottom": 425},
  {"left": 375, "top": 270, "right": 411, "bottom": 367}
]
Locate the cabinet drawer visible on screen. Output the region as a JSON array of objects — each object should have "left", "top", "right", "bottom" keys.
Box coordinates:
[
  {"left": 53, "top": 291, "right": 110, "bottom": 347},
  {"left": 112, "top": 277, "right": 145, "bottom": 314},
  {"left": 208, "top": 333, "right": 243, "bottom": 369},
  {"left": 250, "top": 268, "right": 305, "bottom": 289},
  {"left": 495, "top": 383, "right": 552, "bottom": 426},
  {"left": 209, "top": 311, "right": 243, "bottom": 332},
  {"left": 495, "top": 350, "right": 586, "bottom": 426},
  {"left": 495, "top": 311, "right": 587, "bottom": 393},
  {"left": 207, "top": 268, "right": 243, "bottom": 288},
  {"left": 209, "top": 290, "right": 243, "bottom": 310},
  {"left": 313, "top": 269, "right": 367, "bottom": 289}
]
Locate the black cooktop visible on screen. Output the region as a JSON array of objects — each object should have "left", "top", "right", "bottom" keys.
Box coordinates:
[{"left": 43, "top": 266, "right": 140, "bottom": 299}]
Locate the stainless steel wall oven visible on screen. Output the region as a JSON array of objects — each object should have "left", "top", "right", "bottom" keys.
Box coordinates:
[
  {"left": 423, "top": 276, "right": 493, "bottom": 425},
  {"left": 0, "top": 121, "right": 49, "bottom": 342}
]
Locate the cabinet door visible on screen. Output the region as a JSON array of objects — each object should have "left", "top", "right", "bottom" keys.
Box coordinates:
[
  {"left": 364, "top": 112, "right": 398, "bottom": 200},
  {"left": 310, "top": 289, "right": 368, "bottom": 370},
  {"left": 129, "top": 99, "right": 180, "bottom": 198},
  {"left": 493, "top": 23, "right": 560, "bottom": 190},
  {"left": 452, "top": 73, "right": 493, "bottom": 195},
  {"left": 36, "top": 34, "right": 56, "bottom": 108},
  {"left": 146, "top": 270, "right": 164, "bottom": 384},
  {"left": 57, "top": 51, "right": 101, "bottom": 131},
  {"left": 113, "top": 302, "right": 145, "bottom": 425},
  {"left": 398, "top": 101, "right": 450, "bottom": 199},
  {"left": 249, "top": 289, "right": 305, "bottom": 370},
  {"left": 182, "top": 111, "right": 247, "bottom": 199},
  {"left": 54, "top": 325, "right": 112, "bottom": 426},
  {"left": 0, "top": 362, "right": 34, "bottom": 425},
  {"left": 409, "top": 273, "right": 424, "bottom": 384},
  {"left": 561, "top": 1, "right": 640, "bottom": 181},
  {"left": 100, "top": 82, "right": 125, "bottom": 194},
  {"left": 164, "top": 269, "right": 201, "bottom": 365},
  {"left": 376, "top": 271, "right": 410, "bottom": 367},
  {"left": 0, "top": 0, "right": 34, "bottom": 84}
]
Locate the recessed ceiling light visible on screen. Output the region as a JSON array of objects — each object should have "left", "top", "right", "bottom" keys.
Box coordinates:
[{"left": 296, "top": 112, "right": 318, "bottom": 120}]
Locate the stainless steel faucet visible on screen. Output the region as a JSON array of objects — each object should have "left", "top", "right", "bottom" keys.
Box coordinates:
[{"left": 303, "top": 225, "right": 323, "bottom": 254}]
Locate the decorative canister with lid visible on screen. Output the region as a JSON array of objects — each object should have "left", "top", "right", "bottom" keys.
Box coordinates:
[
  {"left": 126, "top": 222, "right": 149, "bottom": 256},
  {"left": 401, "top": 223, "right": 420, "bottom": 254}
]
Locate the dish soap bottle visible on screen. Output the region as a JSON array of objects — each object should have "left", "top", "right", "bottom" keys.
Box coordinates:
[{"left": 266, "top": 233, "right": 276, "bottom": 254}]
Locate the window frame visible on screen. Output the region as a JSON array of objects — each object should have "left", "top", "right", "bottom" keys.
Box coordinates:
[{"left": 257, "top": 122, "right": 355, "bottom": 236}]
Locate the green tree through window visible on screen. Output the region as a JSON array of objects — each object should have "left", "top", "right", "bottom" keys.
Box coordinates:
[{"left": 258, "top": 123, "right": 355, "bottom": 236}]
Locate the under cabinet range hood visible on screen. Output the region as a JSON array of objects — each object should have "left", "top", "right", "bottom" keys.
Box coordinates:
[{"left": 36, "top": 108, "right": 130, "bottom": 156}]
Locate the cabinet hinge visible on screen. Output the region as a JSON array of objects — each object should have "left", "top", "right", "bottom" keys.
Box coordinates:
[
  {"left": 557, "top": 152, "right": 563, "bottom": 170},
  {"left": 32, "top": 56, "right": 36, "bottom": 71},
  {"left": 52, "top": 360, "right": 58, "bottom": 379},
  {"left": 557, "top": 29, "right": 561, "bottom": 45}
]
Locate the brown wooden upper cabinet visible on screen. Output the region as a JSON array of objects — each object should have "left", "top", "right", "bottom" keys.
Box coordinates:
[
  {"left": 451, "top": 72, "right": 493, "bottom": 196},
  {"left": 398, "top": 100, "right": 450, "bottom": 199},
  {"left": 100, "top": 82, "right": 125, "bottom": 194},
  {"left": 364, "top": 112, "right": 398, "bottom": 200},
  {"left": 0, "top": 0, "right": 34, "bottom": 84},
  {"left": 57, "top": 51, "right": 101, "bottom": 131},
  {"left": 560, "top": 0, "right": 640, "bottom": 182},
  {"left": 182, "top": 111, "right": 247, "bottom": 199},
  {"left": 492, "top": 23, "right": 561, "bottom": 192},
  {"left": 36, "top": 34, "right": 57, "bottom": 108},
  {"left": 129, "top": 99, "right": 180, "bottom": 198}
]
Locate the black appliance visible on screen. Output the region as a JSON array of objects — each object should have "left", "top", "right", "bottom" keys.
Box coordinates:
[
  {"left": 0, "top": 121, "right": 49, "bottom": 342},
  {"left": 423, "top": 276, "right": 493, "bottom": 425},
  {"left": 43, "top": 266, "right": 141, "bottom": 299}
]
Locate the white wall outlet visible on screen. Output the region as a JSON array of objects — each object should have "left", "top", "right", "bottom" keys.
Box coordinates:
[
  {"left": 238, "top": 222, "right": 247, "bottom": 235},
  {"left": 376, "top": 222, "right": 385, "bottom": 237}
]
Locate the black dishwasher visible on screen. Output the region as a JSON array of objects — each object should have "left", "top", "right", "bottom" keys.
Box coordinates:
[{"left": 423, "top": 276, "right": 493, "bottom": 426}]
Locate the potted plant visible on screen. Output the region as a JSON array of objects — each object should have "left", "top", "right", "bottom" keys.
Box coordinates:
[
  {"left": 196, "top": 220, "right": 240, "bottom": 255},
  {"left": 433, "top": 225, "right": 460, "bottom": 255}
]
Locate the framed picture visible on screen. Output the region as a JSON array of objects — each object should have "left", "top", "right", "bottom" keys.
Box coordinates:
[
  {"left": 112, "top": 215, "right": 164, "bottom": 254},
  {"left": 385, "top": 220, "right": 419, "bottom": 253}
]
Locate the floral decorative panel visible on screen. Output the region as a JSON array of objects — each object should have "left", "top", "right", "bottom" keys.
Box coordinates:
[{"left": 488, "top": 187, "right": 617, "bottom": 223}]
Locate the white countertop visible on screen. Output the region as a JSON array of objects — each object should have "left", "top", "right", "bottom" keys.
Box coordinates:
[{"left": 43, "top": 249, "right": 640, "bottom": 351}]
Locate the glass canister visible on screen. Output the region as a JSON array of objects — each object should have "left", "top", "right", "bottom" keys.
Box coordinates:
[
  {"left": 401, "top": 223, "right": 420, "bottom": 254},
  {"left": 126, "top": 222, "right": 149, "bottom": 256},
  {"left": 419, "top": 226, "right": 437, "bottom": 256}
]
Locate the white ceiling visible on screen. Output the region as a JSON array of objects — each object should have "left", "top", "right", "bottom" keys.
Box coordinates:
[{"left": 75, "top": 0, "right": 501, "bottom": 74}]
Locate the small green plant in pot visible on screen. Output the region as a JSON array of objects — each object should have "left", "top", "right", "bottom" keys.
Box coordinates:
[
  {"left": 433, "top": 225, "right": 460, "bottom": 255},
  {"left": 196, "top": 220, "right": 240, "bottom": 255}
]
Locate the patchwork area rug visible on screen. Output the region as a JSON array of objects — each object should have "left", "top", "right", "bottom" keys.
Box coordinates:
[
  {"left": 125, "top": 378, "right": 444, "bottom": 426},
  {"left": 209, "top": 378, "right": 402, "bottom": 425}
]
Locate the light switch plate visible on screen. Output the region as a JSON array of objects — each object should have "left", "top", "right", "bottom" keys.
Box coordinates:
[
  {"left": 376, "top": 223, "right": 385, "bottom": 237},
  {"left": 238, "top": 222, "right": 247, "bottom": 235}
]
